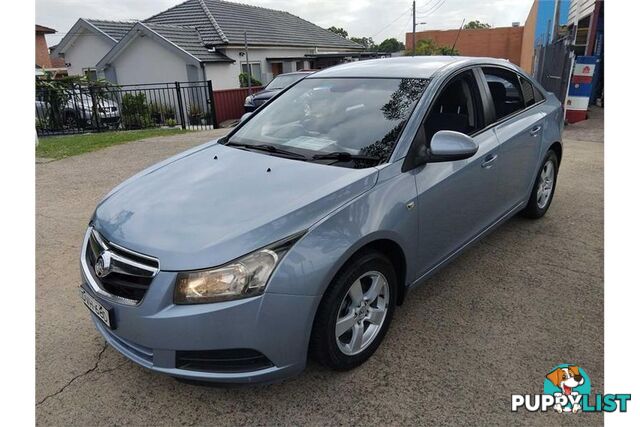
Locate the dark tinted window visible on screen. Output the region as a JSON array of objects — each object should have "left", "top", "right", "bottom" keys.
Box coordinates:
[
  {"left": 519, "top": 76, "right": 536, "bottom": 107},
  {"left": 423, "top": 70, "right": 482, "bottom": 144},
  {"left": 533, "top": 82, "right": 545, "bottom": 102},
  {"left": 230, "top": 78, "right": 429, "bottom": 161},
  {"left": 483, "top": 67, "right": 525, "bottom": 120}
]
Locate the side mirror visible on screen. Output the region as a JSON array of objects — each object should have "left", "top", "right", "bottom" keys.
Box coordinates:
[
  {"left": 239, "top": 112, "right": 253, "bottom": 124},
  {"left": 428, "top": 130, "right": 478, "bottom": 162}
]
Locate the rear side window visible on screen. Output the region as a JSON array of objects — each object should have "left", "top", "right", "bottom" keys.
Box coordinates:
[
  {"left": 519, "top": 76, "right": 535, "bottom": 107},
  {"left": 482, "top": 67, "right": 525, "bottom": 120},
  {"left": 518, "top": 75, "right": 544, "bottom": 107}
]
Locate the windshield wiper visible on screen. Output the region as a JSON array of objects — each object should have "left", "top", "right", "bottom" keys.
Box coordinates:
[
  {"left": 225, "top": 141, "right": 309, "bottom": 160},
  {"left": 312, "top": 151, "right": 382, "bottom": 163}
]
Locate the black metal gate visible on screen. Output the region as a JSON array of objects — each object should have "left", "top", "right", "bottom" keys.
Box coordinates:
[
  {"left": 533, "top": 39, "right": 573, "bottom": 104},
  {"left": 35, "top": 80, "right": 217, "bottom": 137}
]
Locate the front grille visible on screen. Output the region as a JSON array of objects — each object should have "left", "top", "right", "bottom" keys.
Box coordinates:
[
  {"left": 176, "top": 349, "right": 274, "bottom": 373},
  {"left": 84, "top": 227, "right": 159, "bottom": 304}
]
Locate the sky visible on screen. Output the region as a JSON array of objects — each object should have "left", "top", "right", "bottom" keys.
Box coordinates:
[{"left": 37, "top": 0, "right": 535, "bottom": 47}]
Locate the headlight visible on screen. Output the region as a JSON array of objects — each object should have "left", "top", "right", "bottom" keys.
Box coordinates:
[
  {"left": 244, "top": 95, "right": 253, "bottom": 106},
  {"left": 174, "top": 234, "right": 302, "bottom": 304}
]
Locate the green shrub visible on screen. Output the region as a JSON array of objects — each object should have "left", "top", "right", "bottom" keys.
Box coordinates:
[
  {"left": 149, "top": 102, "right": 176, "bottom": 125},
  {"left": 166, "top": 118, "right": 177, "bottom": 127},
  {"left": 187, "top": 103, "right": 204, "bottom": 125},
  {"left": 121, "top": 93, "right": 152, "bottom": 129},
  {"left": 239, "top": 72, "right": 262, "bottom": 87}
]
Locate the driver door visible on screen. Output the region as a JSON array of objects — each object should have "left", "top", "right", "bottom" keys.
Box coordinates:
[{"left": 409, "top": 69, "right": 503, "bottom": 279}]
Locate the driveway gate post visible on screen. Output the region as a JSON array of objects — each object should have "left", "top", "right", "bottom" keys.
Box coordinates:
[
  {"left": 207, "top": 80, "right": 218, "bottom": 128},
  {"left": 175, "top": 81, "right": 186, "bottom": 129}
]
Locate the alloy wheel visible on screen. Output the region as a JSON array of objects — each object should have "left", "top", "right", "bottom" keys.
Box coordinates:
[
  {"left": 335, "top": 271, "right": 390, "bottom": 356},
  {"left": 536, "top": 159, "right": 555, "bottom": 209}
]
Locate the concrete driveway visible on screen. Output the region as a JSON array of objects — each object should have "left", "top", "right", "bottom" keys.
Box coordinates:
[{"left": 36, "top": 113, "right": 603, "bottom": 426}]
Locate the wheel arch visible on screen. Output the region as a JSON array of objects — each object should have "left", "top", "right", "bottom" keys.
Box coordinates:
[
  {"left": 329, "top": 238, "right": 408, "bottom": 306},
  {"left": 550, "top": 141, "right": 563, "bottom": 165}
]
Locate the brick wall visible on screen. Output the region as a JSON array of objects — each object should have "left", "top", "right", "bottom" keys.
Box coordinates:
[
  {"left": 36, "top": 32, "right": 52, "bottom": 68},
  {"left": 406, "top": 26, "right": 525, "bottom": 66},
  {"left": 520, "top": 0, "right": 539, "bottom": 73}
]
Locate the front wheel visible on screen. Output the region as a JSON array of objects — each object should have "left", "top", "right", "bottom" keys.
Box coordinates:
[
  {"left": 310, "top": 251, "right": 396, "bottom": 370},
  {"left": 521, "top": 150, "right": 559, "bottom": 219}
]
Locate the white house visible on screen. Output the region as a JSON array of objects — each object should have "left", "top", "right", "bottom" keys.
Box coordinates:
[
  {"left": 53, "top": 0, "right": 366, "bottom": 89},
  {"left": 52, "top": 19, "right": 134, "bottom": 78}
]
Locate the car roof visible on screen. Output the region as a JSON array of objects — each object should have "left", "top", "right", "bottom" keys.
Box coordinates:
[{"left": 310, "top": 56, "right": 518, "bottom": 79}]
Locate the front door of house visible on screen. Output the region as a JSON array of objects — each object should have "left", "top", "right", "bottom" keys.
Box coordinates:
[{"left": 271, "top": 63, "right": 283, "bottom": 77}]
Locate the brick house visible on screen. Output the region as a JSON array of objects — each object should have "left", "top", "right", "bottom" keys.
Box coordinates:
[{"left": 36, "top": 24, "right": 56, "bottom": 68}]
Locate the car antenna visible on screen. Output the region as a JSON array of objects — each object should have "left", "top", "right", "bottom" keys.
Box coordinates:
[{"left": 451, "top": 19, "right": 465, "bottom": 54}]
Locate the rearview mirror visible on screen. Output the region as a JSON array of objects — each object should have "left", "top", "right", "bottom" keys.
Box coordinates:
[{"left": 429, "top": 130, "right": 478, "bottom": 162}]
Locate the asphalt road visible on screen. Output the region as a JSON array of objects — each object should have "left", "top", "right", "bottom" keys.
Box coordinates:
[{"left": 36, "top": 110, "right": 603, "bottom": 426}]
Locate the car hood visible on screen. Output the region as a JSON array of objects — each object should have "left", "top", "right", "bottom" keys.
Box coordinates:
[{"left": 93, "top": 142, "right": 378, "bottom": 270}]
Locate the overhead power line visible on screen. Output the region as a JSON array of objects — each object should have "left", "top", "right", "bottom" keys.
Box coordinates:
[{"left": 371, "top": 7, "right": 413, "bottom": 39}]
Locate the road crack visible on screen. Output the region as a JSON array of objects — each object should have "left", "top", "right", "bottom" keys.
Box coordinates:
[{"left": 36, "top": 341, "right": 108, "bottom": 407}]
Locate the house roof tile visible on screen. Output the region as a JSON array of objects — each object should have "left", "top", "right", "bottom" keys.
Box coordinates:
[
  {"left": 145, "top": 0, "right": 363, "bottom": 50},
  {"left": 85, "top": 19, "right": 136, "bottom": 41},
  {"left": 143, "top": 23, "right": 234, "bottom": 62}
]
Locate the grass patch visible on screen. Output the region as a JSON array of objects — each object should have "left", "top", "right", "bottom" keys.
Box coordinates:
[{"left": 36, "top": 128, "right": 190, "bottom": 160}]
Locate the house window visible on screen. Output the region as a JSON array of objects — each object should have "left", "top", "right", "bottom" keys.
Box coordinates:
[
  {"left": 241, "top": 63, "right": 262, "bottom": 82},
  {"left": 83, "top": 68, "right": 97, "bottom": 81}
]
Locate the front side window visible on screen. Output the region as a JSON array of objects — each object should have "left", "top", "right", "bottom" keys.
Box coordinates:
[
  {"left": 229, "top": 78, "right": 429, "bottom": 162},
  {"left": 483, "top": 67, "right": 525, "bottom": 120},
  {"left": 423, "top": 71, "right": 483, "bottom": 144}
]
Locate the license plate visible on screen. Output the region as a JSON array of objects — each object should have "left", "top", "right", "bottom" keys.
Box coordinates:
[{"left": 80, "top": 288, "right": 114, "bottom": 329}]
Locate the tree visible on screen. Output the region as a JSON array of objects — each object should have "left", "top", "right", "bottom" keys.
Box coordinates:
[
  {"left": 350, "top": 36, "right": 377, "bottom": 51},
  {"left": 410, "top": 39, "right": 438, "bottom": 55},
  {"left": 327, "top": 26, "right": 349, "bottom": 38},
  {"left": 406, "top": 39, "right": 459, "bottom": 56},
  {"left": 378, "top": 38, "right": 405, "bottom": 53},
  {"left": 464, "top": 20, "right": 491, "bottom": 29}
]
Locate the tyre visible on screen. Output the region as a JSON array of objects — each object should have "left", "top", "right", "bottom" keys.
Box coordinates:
[
  {"left": 521, "top": 150, "right": 559, "bottom": 219},
  {"left": 310, "top": 251, "right": 397, "bottom": 370}
]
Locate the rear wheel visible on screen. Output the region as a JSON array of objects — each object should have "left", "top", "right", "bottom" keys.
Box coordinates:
[
  {"left": 310, "top": 251, "right": 396, "bottom": 370},
  {"left": 521, "top": 150, "right": 559, "bottom": 219}
]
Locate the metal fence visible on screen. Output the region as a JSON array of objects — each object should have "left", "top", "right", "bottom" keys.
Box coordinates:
[
  {"left": 35, "top": 80, "right": 217, "bottom": 136},
  {"left": 532, "top": 38, "right": 574, "bottom": 105}
]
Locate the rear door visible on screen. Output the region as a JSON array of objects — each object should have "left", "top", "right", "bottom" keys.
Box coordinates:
[{"left": 479, "top": 67, "right": 546, "bottom": 214}]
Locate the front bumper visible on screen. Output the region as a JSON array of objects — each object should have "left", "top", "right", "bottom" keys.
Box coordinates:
[{"left": 80, "top": 268, "right": 320, "bottom": 384}]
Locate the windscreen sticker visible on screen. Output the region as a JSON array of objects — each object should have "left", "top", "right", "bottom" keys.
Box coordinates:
[{"left": 280, "top": 136, "right": 336, "bottom": 151}]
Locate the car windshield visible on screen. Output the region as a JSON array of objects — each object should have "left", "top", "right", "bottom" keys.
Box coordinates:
[
  {"left": 265, "top": 74, "right": 307, "bottom": 90},
  {"left": 229, "top": 77, "right": 429, "bottom": 162}
]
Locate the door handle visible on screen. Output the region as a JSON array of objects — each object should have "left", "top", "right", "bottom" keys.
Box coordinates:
[
  {"left": 529, "top": 125, "right": 542, "bottom": 136},
  {"left": 481, "top": 153, "right": 498, "bottom": 168}
]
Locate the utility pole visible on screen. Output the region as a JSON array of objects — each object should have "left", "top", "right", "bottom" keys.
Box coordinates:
[
  {"left": 244, "top": 31, "right": 252, "bottom": 96},
  {"left": 412, "top": 0, "right": 416, "bottom": 56}
]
